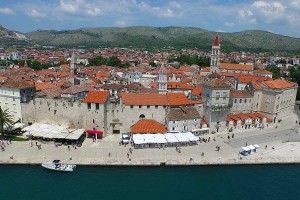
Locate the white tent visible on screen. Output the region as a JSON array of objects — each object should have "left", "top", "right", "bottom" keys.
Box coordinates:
[
  {"left": 165, "top": 133, "right": 178, "bottom": 143},
  {"left": 65, "top": 129, "right": 85, "bottom": 140}
]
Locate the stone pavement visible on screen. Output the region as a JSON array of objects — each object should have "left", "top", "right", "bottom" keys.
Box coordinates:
[{"left": 0, "top": 114, "right": 300, "bottom": 166}]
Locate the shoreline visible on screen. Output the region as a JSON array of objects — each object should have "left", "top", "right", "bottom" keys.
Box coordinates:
[
  {"left": 2, "top": 157, "right": 300, "bottom": 167},
  {"left": 1, "top": 114, "right": 299, "bottom": 168}
]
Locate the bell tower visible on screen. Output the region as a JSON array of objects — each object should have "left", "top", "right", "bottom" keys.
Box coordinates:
[
  {"left": 210, "top": 34, "right": 220, "bottom": 74},
  {"left": 158, "top": 64, "right": 167, "bottom": 94},
  {"left": 70, "top": 51, "right": 78, "bottom": 75}
]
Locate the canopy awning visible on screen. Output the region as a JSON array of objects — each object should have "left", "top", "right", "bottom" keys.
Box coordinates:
[
  {"left": 241, "top": 147, "right": 250, "bottom": 151},
  {"left": 86, "top": 130, "right": 103, "bottom": 135}
]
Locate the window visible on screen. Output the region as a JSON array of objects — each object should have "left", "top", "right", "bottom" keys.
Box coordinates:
[
  {"left": 240, "top": 99, "right": 242, "bottom": 103},
  {"left": 139, "top": 105, "right": 142, "bottom": 108},
  {"left": 244, "top": 99, "right": 247, "bottom": 103},
  {"left": 173, "top": 121, "right": 176, "bottom": 124},
  {"left": 139, "top": 114, "right": 145, "bottom": 119},
  {"left": 87, "top": 103, "right": 91, "bottom": 109},
  {"left": 155, "top": 105, "right": 158, "bottom": 109},
  {"left": 223, "top": 92, "right": 227, "bottom": 100},
  {"left": 234, "top": 99, "right": 237, "bottom": 104},
  {"left": 163, "top": 106, "right": 166, "bottom": 108},
  {"left": 96, "top": 103, "right": 99, "bottom": 110},
  {"left": 147, "top": 105, "right": 150, "bottom": 109},
  {"left": 130, "top": 105, "right": 134, "bottom": 109},
  {"left": 216, "top": 92, "right": 220, "bottom": 100}
]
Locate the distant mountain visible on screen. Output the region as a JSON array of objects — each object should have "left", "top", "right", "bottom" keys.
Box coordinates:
[
  {"left": 0, "top": 25, "right": 28, "bottom": 46},
  {"left": 1, "top": 25, "right": 300, "bottom": 52}
]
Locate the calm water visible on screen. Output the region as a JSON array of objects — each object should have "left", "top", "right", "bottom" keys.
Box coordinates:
[{"left": 0, "top": 164, "right": 299, "bottom": 200}]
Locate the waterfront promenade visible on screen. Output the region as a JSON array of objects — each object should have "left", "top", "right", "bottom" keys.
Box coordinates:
[{"left": 0, "top": 114, "right": 299, "bottom": 166}]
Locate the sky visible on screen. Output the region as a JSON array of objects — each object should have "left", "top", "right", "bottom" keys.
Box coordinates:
[{"left": 0, "top": 0, "right": 299, "bottom": 38}]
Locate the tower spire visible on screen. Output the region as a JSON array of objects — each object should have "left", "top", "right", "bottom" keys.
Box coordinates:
[{"left": 213, "top": 33, "right": 220, "bottom": 46}]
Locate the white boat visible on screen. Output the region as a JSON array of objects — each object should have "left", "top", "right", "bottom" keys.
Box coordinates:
[{"left": 42, "top": 160, "right": 76, "bottom": 172}]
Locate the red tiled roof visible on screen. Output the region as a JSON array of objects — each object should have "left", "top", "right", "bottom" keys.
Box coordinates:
[
  {"left": 200, "top": 67, "right": 210, "bottom": 72},
  {"left": 236, "top": 113, "right": 250, "bottom": 121},
  {"left": 83, "top": 90, "right": 110, "bottom": 104},
  {"left": 253, "top": 112, "right": 265, "bottom": 119},
  {"left": 35, "top": 82, "right": 59, "bottom": 91},
  {"left": 167, "top": 93, "right": 195, "bottom": 107},
  {"left": 121, "top": 93, "right": 168, "bottom": 106},
  {"left": 231, "top": 89, "right": 252, "bottom": 97},
  {"left": 251, "top": 80, "right": 263, "bottom": 90},
  {"left": 227, "top": 115, "right": 240, "bottom": 121},
  {"left": 131, "top": 119, "right": 167, "bottom": 134},
  {"left": 253, "top": 69, "right": 272, "bottom": 75},
  {"left": 167, "top": 82, "right": 193, "bottom": 90},
  {"left": 239, "top": 74, "right": 269, "bottom": 84},
  {"left": 220, "top": 63, "right": 253, "bottom": 71},
  {"left": 262, "top": 79, "right": 296, "bottom": 89}
]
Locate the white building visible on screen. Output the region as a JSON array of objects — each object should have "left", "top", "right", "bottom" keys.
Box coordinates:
[{"left": 0, "top": 79, "right": 35, "bottom": 122}]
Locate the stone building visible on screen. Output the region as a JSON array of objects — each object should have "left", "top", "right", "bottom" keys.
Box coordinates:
[
  {"left": 22, "top": 90, "right": 110, "bottom": 135},
  {"left": 167, "top": 107, "right": 201, "bottom": 133},
  {"left": 230, "top": 89, "right": 253, "bottom": 114},
  {"left": 202, "top": 79, "right": 231, "bottom": 133},
  {"left": 260, "top": 79, "right": 297, "bottom": 122},
  {"left": 0, "top": 79, "right": 35, "bottom": 122}
]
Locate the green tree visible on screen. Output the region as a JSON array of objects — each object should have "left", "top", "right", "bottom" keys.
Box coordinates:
[
  {"left": 0, "top": 107, "right": 14, "bottom": 140},
  {"left": 149, "top": 61, "right": 157, "bottom": 67},
  {"left": 107, "top": 56, "right": 122, "bottom": 67},
  {"left": 30, "top": 60, "right": 42, "bottom": 70},
  {"left": 18, "top": 60, "right": 25, "bottom": 67},
  {"left": 266, "top": 66, "right": 280, "bottom": 79},
  {"left": 88, "top": 56, "right": 107, "bottom": 66}
]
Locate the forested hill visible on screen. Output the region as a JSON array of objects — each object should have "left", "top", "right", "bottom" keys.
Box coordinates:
[{"left": 2, "top": 25, "right": 300, "bottom": 52}]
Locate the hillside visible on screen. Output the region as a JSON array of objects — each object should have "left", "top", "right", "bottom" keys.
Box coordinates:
[
  {"left": 1, "top": 26, "right": 300, "bottom": 52},
  {"left": 0, "top": 25, "right": 28, "bottom": 46}
]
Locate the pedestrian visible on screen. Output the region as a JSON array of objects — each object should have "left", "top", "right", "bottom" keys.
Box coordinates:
[
  {"left": 213, "top": 137, "right": 216, "bottom": 141},
  {"left": 68, "top": 145, "right": 70, "bottom": 151},
  {"left": 232, "top": 134, "right": 234, "bottom": 138},
  {"left": 127, "top": 153, "right": 129, "bottom": 158},
  {"left": 228, "top": 135, "right": 230, "bottom": 140},
  {"left": 265, "top": 145, "right": 267, "bottom": 149},
  {"left": 246, "top": 142, "right": 247, "bottom": 146},
  {"left": 30, "top": 140, "right": 33, "bottom": 147},
  {"left": 108, "top": 152, "right": 111, "bottom": 157},
  {"left": 35, "top": 141, "right": 37, "bottom": 146},
  {"left": 129, "top": 147, "right": 132, "bottom": 154},
  {"left": 208, "top": 137, "right": 210, "bottom": 142}
]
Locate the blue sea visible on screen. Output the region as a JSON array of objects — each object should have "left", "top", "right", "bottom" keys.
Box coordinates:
[{"left": 0, "top": 164, "right": 299, "bottom": 200}]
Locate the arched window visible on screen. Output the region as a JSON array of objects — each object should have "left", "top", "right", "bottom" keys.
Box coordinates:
[{"left": 139, "top": 114, "right": 145, "bottom": 119}]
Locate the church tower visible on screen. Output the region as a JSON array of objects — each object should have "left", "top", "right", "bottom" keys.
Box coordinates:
[
  {"left": 70, "top": 51, "right": 77, "bottom": 71},
  {"left": 158, "top": 64, "right": 167, "bottom": 94},
  {"left": 210, "top": 34, "right": 220, "bottom": 74}
]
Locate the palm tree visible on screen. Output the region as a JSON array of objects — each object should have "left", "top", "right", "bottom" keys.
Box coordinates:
[{"left": 0, "top": 106, "right": 14, "bottom": 140}]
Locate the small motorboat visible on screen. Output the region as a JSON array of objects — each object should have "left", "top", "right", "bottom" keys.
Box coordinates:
[{"left": 42, "top": 160, "right": 76, "bottom": 172}]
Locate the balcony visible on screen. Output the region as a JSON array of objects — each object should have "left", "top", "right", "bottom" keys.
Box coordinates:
[{"left": 211, "top": 104, "right": 232, "bottom": 112}]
